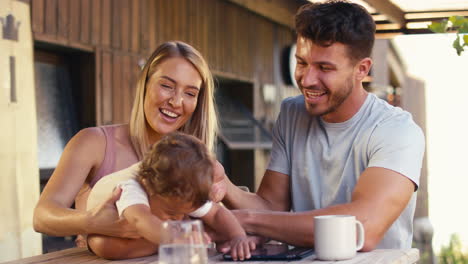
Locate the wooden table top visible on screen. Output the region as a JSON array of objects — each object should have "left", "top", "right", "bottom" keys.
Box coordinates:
[{"left": 1, "top": 247, "right": 419, "bottom": 264}]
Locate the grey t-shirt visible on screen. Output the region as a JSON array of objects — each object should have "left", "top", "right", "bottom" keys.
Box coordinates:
[{"left": 268, "top": 93, "right": 425, "bottom": 249}]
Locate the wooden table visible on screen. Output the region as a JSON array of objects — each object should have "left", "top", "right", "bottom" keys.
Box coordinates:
[{"left": 2, "top": 247, "right": 419, "bottom": 264}]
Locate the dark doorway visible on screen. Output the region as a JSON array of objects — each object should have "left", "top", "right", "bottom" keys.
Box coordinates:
[
  {"left": 215, "top": 77, "right": 272, "bottom": 191},
  {"left": 34, "top": 47, "right": 95, "bottom": 253}
]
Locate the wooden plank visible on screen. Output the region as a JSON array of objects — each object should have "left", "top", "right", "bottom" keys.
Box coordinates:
[
  {"left": 210, "top": 0, "right": 219, "bottom": 69},
  {"left": 33, "top": 32, "right": 94, "bottom": 51},
  {"left": 130, "top": 55, "right": 140, "bottom": 108},
  {"left": 91, "top": 0, "right": 101, "bottom": 45},
  {"left": 1, "top": 247, "right": 420, "bottom": 264},
  {"left": 121, "top": 0, "right": 130, "bottom": 52},
  {"left": 80, "top": 0, "right": 91, "bottom": 44},
  {"left": 95, "top": 49, "right": 103, "bottom": 126},
  {"left": 112, "top": 53, "right": 123, "bottom": 123},
  {"left": 69, "top": 0, "right": 80, "bottom": 42},
  {"left": 101, "top": 0, "right": 111, "bottom": 47},
  {"left": 199, "top": 0, "right": 209, "bottom": 60},
  {"left": 44, "top": 0, "right": 57, "bottom": 36},
  {"left": 122, "top": 55, "right": 132, "bottom": 123},
  {"left": 148, "top": 0, "right": 157, "bottom": 52},
  {"left": 363, "top": 0, "right": 405, "bottom": 26},
  {"left": 158, "top": 0, "right": 169, "bottom": 47},
  {"left": 32, "top": 0, "right": 45, "bottom": 33},
  {"left": 130, "top": 0, "right": 140, "bottom": 52},
  {"left": 228, "top": 3, "right": 236, "bottom": 74},
  {"left": 170, "top": 0, "right": 178, "bottom": 41},
  {"left": 226, "top": 0, "right": 298, "bottom": 29},
  {"left": 221, "top": 0, "right": 229, "bottom": 72},
  {"left": 57, "top": 0, "right": 69, "bottom": 40},
  {"left": 179, "top": 0, "right": 189, "bottom": 42},
  {"left": 155, "top": 0, "right": 164, "bottom": 48},
  {"left": 239, "top": 7, "right": 249, "bottom": 79},
  {"left": 101, "top": 52, "right": 113, "bottom": 125},
  {"left": 187, "top": 0, "right": 197, "bottom": 48},
  {"left": 112, "top": 0, "right": 121, "bottom": 49},
  {"left": 139, "top": 0, "right": 149, "bottom": 53},
  {"left": 212, "top": 0, "right": 221, "bottom": 71}
]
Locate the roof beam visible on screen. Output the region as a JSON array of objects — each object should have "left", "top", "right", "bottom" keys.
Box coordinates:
[
  {"left": 363, "top": 0, "right": 406, "bottom": 26},
  {"left": 226, "top": 0, "right": 301, "bottom": 28}
]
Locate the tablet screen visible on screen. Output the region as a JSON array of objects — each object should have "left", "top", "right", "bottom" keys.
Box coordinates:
[{"left": 223, "top": 244, "right": 314, "bottom": 261}]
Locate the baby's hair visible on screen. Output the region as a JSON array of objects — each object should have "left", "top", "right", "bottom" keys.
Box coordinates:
[{"left": 137, "top": 132, "right": 213, "bottom": 207}]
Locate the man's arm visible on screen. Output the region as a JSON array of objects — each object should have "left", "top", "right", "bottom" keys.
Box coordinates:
[
  {"left": 221, "top": 169, "right": 291, "bottom": 211},
  {"left": 233, "top": 167, "right": 414, "bottom": 251}
]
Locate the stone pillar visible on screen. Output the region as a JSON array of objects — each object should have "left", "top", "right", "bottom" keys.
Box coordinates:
[{"left": 0, "top": 0, "right": 42, "bottom": 261}]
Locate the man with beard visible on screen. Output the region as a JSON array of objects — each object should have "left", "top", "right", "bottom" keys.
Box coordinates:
[{"left": 212, "top": 0, "right": 425, "bottom": 251}]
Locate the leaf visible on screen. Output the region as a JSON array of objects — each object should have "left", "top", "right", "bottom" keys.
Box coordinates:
[
  {"left": 428, "top": 20, "right": 448, "bottom": 33},
  {"left": 464, "top": 35, "right": 468, "bottom": 46},
  {"left": 453, "top": 35, "right": 464, "bottom": 56},
  {"left": 459, "top": 23, "right": 468, "bottom": 34},
  {"left": 449, "top": 16, "right": 467, "bottom": 27}
]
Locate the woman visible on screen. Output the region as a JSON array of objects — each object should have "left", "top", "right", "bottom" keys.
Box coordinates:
[{"left": 33, "top": 41, "right": 220, "bottom": 251}]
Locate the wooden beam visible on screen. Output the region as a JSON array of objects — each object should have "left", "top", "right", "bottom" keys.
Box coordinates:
[
  {"left": 226, "top": 0, "right": 300, "bottom": 29},
  {"left": 405, "top": 10, "right": 468, "bottom": 20},
  {"left": 364, "top": 0, "right": 405, "bottom": 26}
]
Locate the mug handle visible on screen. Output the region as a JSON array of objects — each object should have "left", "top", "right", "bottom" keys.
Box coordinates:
[{"left": 355, "top": 220, "right": 365, "bottom": 251}]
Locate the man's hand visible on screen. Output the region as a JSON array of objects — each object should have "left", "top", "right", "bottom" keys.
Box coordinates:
[
  {"left": 209, "top": 160, "right": 228, "bottom": 203},
  {"left": 87, "top": 187, "right": 140, "bottom": 238}
]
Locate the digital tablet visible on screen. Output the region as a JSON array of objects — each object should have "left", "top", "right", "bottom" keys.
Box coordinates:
[{"left": 222, "top": 243, "right": 314, "bottom": 261}]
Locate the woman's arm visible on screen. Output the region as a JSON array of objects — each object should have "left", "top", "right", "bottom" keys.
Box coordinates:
[{"left": 33, "top": 128, "right": 136, "bottom": 237}]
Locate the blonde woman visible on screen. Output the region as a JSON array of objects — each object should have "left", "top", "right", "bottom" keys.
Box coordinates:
[{"left": 33, "top": 41, "right": 222, "bottom": 251}]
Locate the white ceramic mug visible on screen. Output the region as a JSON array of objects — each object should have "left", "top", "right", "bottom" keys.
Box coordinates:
[{"left": 314, "top": 215, "right": 365, "bottom": 261}]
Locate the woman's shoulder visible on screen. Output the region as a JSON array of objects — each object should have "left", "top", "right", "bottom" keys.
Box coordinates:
[
  {"left": 64, "top": 127, "right": 107, "bottom": 164},
  {"left": 75, "top": 124, "right": 129, "bottom": 142},
  {"left": 72, "top": 127, "right": 106, "bottom": 146}
]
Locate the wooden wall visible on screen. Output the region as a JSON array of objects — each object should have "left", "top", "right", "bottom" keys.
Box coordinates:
[{"left": 30, "top": 0, "right": 296, "bottom": 125}]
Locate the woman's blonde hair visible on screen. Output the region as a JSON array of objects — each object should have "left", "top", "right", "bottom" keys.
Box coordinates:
[{"left": 130, "top": 41, "right": 218, "bottom": 159}]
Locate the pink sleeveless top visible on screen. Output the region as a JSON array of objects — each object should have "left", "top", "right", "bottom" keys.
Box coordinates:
[{"left": 89, "top": 126, "right": 118, "bottom": 187}]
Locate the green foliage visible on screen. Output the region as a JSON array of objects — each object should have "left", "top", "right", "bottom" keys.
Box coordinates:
[
  {"left": 439, "top": 234, "right": 468, "bottom": 264},
  {"left": 428, "top": 19, "right": 448, "bottom": 33},
  {"left": 428, "top": 16, "right": 468, "bottom": 55}
]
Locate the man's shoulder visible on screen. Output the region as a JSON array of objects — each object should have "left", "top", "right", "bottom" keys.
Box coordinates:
[
  {"left": 368, "top": 95, "right": 417, "bottom": 127},
  {"left": 367, "top": 95, "right": 424, "bottom": 142},
  {"left": 281, "top": 94, "right": 304, "bottom": 106},
  {"left": 280, "top": 95, "right": 306, "bottom": 114}
]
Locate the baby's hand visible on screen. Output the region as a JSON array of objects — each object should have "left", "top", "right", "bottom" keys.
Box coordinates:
[{"left": 229, "top": 235, "right": 256, "bottom": 261}]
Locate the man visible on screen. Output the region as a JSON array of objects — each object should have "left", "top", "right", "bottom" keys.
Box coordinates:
[{"left": 214, "top": 0, "right": 425, "bottom": 251}]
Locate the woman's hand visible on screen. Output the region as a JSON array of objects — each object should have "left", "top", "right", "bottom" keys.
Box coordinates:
[
  {"left": 209, "top": 160, "right": 228, "bottom": 203},
  {"left": 87, "top": 187, "right": 140, "bottom": 238}
]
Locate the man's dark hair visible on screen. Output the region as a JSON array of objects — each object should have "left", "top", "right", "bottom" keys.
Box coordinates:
[
  {"left": 295, "top": 0, "right": 376, "bottom": 61},
  {"left": 137, "top": 132, "right": 213, "bottom": 207}
]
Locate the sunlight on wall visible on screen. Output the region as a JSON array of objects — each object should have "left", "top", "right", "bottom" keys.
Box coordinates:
[{"left": 394, "top": 34, "right": 468, "bottom": 253}]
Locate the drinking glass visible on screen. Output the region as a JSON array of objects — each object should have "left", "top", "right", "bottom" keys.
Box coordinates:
[{"left": 158, "top": 220, "right": 208, "bottom": 264}]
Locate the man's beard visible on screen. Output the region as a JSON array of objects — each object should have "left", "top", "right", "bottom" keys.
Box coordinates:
[{"left": 301, "top": 76, "right": 354, "bottom": 117}]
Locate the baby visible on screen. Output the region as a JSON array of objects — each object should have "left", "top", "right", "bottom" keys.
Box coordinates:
[{"left": 86, "top": 132, "right": 255, "bottom": 260}]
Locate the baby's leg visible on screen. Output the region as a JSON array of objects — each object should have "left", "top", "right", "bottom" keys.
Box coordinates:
[{"left": 88, "top": 234, "right": 158, "bottom": 260}]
